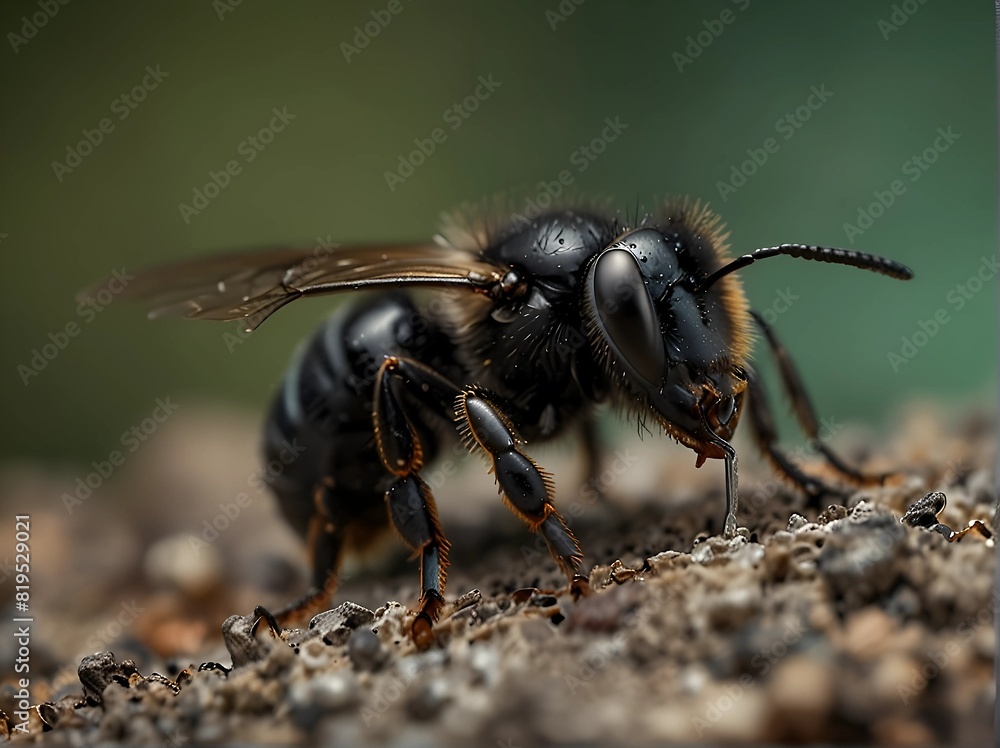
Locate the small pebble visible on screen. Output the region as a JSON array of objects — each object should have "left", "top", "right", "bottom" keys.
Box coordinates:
[
  {"left": 843, "top": 607, "right": 896, "bottom": 660},
  {"left": 143, "top": 533, "right": 223, "bottom": 597},
  {"left": 406, "top": 677, "right": 451, "bottom": 720},
  {"left": 310, "top": 602, "right": 377, "bottom": 646},
  {"left": 787, "top": 513, "right": 809, "bottom": 532},
  {"left": 769, "top": 655, "right": 835, "bottom": 739},
  {"left": 348, "top": 629, "right": 384, "bottom": 672},
  {"left": 900, "top": 491, "right": 947, "bottom": 528}
]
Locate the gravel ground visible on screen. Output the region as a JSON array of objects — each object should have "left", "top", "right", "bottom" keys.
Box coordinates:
[{"left": 0, "top": 401, "right": 995, "bottom": 745}]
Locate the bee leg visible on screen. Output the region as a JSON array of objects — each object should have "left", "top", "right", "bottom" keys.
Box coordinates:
[
  {"left": 373, "top": 357, "right": 452, "bottom": 648},
  {"left": 745, "top": 368, "right": 849, "bottom": 507},
  {"left": 456, "top": 390, "right": 587, "bottom": 596},
  {"left": 384, "top": 477, "right": 449, "bottom": 649},
  {"left": 273, "top": 492, "right": 345, "bottom": 625},
  {"left": 376, "top": 356, "right": 587, "bottom": 601},
  {"left": 750, "top": 310, "right": 891, "bottom": 485}
]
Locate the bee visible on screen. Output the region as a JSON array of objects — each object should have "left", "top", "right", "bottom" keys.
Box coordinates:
[{"left": 89, "top": 198, "right": 912, "bottom": 646}]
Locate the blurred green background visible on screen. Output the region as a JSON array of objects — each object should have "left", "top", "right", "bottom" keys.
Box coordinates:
[{"left": 0, "top": 0, "right": 995, "bottom": 465}]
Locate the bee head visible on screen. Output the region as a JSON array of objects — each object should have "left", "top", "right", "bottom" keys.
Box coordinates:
[
  {"left": 582, "top": 223, "right": 751, "bottom": 458},
  {"left": 581, "top": 199, "right": 912, "bottom": 460}
]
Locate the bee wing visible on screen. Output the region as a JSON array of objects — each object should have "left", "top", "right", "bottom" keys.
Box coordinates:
[{"left": 81, "top": 242, "right": 506, "bottom": 331}]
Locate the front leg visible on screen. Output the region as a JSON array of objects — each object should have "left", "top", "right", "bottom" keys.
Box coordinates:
[
  {"left": 745, "top": 367, "right": 849, "bottom": 506},
  {"left": 457, "top": 389, "right": 585, "bottom": 587},
  {"left": 375, "top": 357, "right": 588, "bottom": 618},
  {"left": 749, "top": 310, "right": 892, "bottom": 486}
]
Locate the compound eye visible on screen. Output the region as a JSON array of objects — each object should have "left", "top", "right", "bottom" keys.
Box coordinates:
[
  {"left": 587, "top": 248, "right": 666, "bottom": 385},
  {"left": 612, "top": 228, "right": 683, "bottom": 299},
  {"left": 716, "top": 395, "right": 736, "bottom": 426}
]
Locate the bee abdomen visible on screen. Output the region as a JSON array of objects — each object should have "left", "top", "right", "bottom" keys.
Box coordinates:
[{"left": 261, "top": 293, "right": 461, "bottom": 537}]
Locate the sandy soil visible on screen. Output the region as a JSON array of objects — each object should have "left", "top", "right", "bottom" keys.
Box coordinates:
[{"left": 0, "top": 401, "right": 995, "bottom": 745}]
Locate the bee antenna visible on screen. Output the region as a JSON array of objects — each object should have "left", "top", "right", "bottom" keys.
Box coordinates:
[{"left": 696, "top": 243, "right": 913, "bottom": 291}]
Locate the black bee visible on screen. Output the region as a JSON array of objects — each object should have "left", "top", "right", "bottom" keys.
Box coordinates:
[{"left": 99, "top": 198, "right": 912, "bottom": 645}]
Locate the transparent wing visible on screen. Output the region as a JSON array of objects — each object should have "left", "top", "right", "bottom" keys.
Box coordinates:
[{"left": 80, "top": 242, "right": 506, "bottom": 331}]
